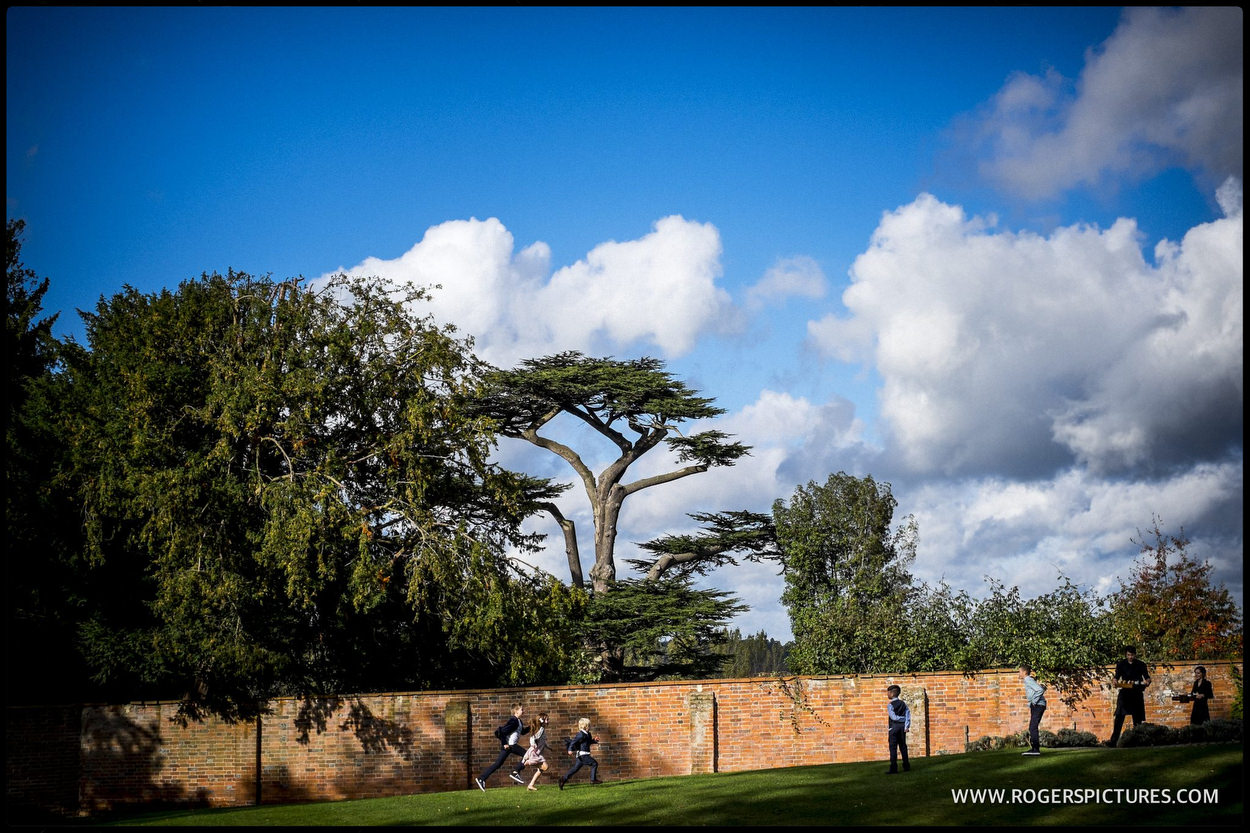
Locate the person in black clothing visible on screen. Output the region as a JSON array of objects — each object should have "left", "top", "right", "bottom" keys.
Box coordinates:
[
  {"left": 1188, "top": 665, "right": 1214, "bottom": 725},
  {"left": 1106, "top": 646, "right": 1150, "bottom": 747},
  {"left": 475, "top": 704, "right": 529, "bottom": 790},
  {"left": 558, "top": 717, "right": 600, "bottom": 789}
]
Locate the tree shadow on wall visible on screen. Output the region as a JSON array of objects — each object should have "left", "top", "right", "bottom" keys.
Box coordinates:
[
  {"left": 293, "top": 695, "right": 418, "bottom": 757},
  {"left": 78, "top": 706, "right": 211, "bottom": 818}
]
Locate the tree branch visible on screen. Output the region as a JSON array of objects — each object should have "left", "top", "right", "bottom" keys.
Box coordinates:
[
  {"left": 620, "top": 463, "right": 709, "bottom": 496},
  {"left": 538, "top": 501, "right": 583, "bottom": 588}
]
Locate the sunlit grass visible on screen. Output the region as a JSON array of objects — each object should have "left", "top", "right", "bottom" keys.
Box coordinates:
[{"left": 98, "top": 743, "right": 1242, "bottom": 827}]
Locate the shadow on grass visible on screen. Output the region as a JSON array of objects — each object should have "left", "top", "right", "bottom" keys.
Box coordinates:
[{"left": 97, "top": 744, "right": 1243, "bottom": 827}]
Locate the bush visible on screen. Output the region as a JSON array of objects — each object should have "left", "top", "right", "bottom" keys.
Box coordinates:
[
  {"left": 965, "top": 734, "right": 1023, "bottom": 752},
  {"left": 1051, "top": 727, "right": 1100, "bottom": 747},
  {"left": 1116, "top": 718, "right": 1243, "bottom": 748},
  {"left": 1117, "top": 722, "right": 1176, "bottom": 747},
  {"left": 1174, "top": 723, "right": 1209, "bottom": 745},
  {"left": 964, "top": 727, "right": 1097, "bottom": 751},
  {"left": 969, "top": 719, "right": 1241, "bottom": 751},
  {"left": 1190, "top": 718, "right": 1243, "bottom": 744}
]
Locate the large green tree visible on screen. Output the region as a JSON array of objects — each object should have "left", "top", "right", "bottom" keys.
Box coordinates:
[
  {"left": 1111, "top": 518, "right": 1243, "bottom": 661},
  {"left": 775, "top": 472, "right": 917, "bottom": 675},
  {"left": 477, "top": 352, "right": 751, "bottom": 592},
  {"left": 59, "top": 270, "right": 583, "bottom": 715},
  {"left": 5, "top": 220, "right": 94, "bottom": 703}
]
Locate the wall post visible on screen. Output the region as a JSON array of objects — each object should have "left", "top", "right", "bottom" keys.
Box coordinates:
[
  {"left": 689, "top": 692, "right": 717, "bottom": 774},
  {"left": 444, "top": 700, "right": 472, "bottom": 791}
]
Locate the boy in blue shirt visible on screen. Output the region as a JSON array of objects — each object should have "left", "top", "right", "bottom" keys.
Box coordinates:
[
  {"left": 885, "top": 685, "right": 910, "bottom": 774},
  {"left": 1020, "top": 665, "right": 1047, "bottom": 756}
]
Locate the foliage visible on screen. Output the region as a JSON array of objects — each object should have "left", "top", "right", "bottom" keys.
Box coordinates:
[
  {"left": 965, "top": 728, "right": 1099, "bottom": 751},
  {"left": 1051, "top": 727, "right": 1101, "bottom": 747},
  {"left": 1115, "top": 721, "right": 1247, "bottom": 748},
  {"left": 965, "top": 732, "right": 1029, "bottom": 751},
  {"left": 56, "top": 270, "right": 584, "bottom": 714},
  {"left": 5, "top": 219, "right": 95, "bottom": 703},
  {"left": 1116, "top": 722, "right": 1177, "bottom": 747},
  {"left": 629, "top": 510, "right": 779, "bottom": 582},
  {"left": 896, "top": 580, "right": 979, "bottom": 672},
  {"left": 771, "top": 466, "right": 1115, "bottom": 701},
  {"left": 1110, "top": 518, "right": 1243, "bottom": 661},
  {"left": 576, "top": 576, "right": 747, "bottom": 682},
  {"left": 477, "top": 352, "right": 751, "bottom": 592},
  {"left": 775, "top": 675, "right": 832, "bottom": 734},
  {"left": 954, "top": 577, "right": 1118, "bottom": 707},
  {"left": 774, "top": 472, "right": 917, "bottom": 675},
  {"left": 4, "top": 219, "right": 59, "bottom": 406},
  {"left": 710, "top": 628, "right": 790, "bottom": 678}
]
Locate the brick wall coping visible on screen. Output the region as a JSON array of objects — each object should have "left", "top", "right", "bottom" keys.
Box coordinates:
[{"left": 6, "top": 659, "right": 1231, "bottom": 712}]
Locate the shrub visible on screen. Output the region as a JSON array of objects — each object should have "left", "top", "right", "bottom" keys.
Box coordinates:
[
  {"left": 1118, "top": 722, "right": 1177, "bottom": 747},
  {"left": 965, "top": 735, "right": 1004, "bottom": 752},
  {"left": 1199, "top": 718, "right": 1243, "bottom": 743},
  {"left": 1051, "top": 727, "right": 1100, "bottom": 747},
  {"left": 1116, "top": 718, "right": 1243, "bottom": 747},
  {"left": 1174, "top": 723, "right": 1209, "bottom": 745},
  {"left": 970, "top": 719, "right": 1241, "bottom": 751},
  {"left": 964, "top": 727, "right": 1097, "bottom": 751}
]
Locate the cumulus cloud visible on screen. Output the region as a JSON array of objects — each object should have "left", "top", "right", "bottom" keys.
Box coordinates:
[
  {"left": 965, "top": 6, "right": 1243, "bottom": 198},
  {"left": 325, "top": 215, "right": 732, "bottom": 368},
  {"left": 338, "top": 195, "right": 1240, "bottom": 644},
  {"left": 808, "top": 184, "right": 1243, "bottom": 479},
  {"left": 905, "top": 461, "right": 1244, "bottom": 601},
  {"left": 745, "top": 255, "right": 828, "bottom": 309},
  {"left": 773, "top": 184, "right": 1244, "bottom": 638}
]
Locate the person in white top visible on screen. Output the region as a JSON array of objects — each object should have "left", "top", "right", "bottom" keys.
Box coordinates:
[{"left": 521, "top": 712, "right": 551, "bottom": 790}]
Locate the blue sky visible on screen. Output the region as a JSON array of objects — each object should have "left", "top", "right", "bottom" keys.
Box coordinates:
[{"left": 7, "top": 7, "right": 1243, "bottom": 642}]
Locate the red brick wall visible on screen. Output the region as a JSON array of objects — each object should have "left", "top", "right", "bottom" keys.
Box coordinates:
[
  {"left": 6, "top": 661, "right": 1238, "bottom": 818},
  {"left": 4, "top": 704, "right": 81, "bottom": 819}
]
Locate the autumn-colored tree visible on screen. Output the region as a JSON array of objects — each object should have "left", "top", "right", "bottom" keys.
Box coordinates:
[{"left": 1110, "top": 518, "right": 1243, "bottom": 661}]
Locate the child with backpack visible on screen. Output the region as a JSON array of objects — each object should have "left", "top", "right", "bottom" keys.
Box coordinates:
[{"left": 475, "top": 704, "right": 528, "bottom": 791}]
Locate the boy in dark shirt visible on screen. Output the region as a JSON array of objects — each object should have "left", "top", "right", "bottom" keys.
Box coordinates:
[
  {"left": 475, "top": 704, "right": 528, "bottom": 790},
  {"left": 885, "top": 685, "right": 911, "bottom": 774}
]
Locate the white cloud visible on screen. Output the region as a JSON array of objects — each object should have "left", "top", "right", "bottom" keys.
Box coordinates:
[
  {"left": 968, "top": 6, "right": 1243, "bottom": 198},
  {"left": 808, "top": 185, "right": 1243, "bottom": 479},
  {"left": 906, "top": 461, "right": 1243, "bottom": 602},
  {"left": 326, "top": 215, "right": 732, "bottom": 368},
  {"left": 745, "top": 255, "right": 828, "bottom": 309},
  {"left": 1053, "top": 179, "right": 1243, "bottom": 471},
  {"left": 338, "top": 195, "right": 1241, "bottom": 646}
]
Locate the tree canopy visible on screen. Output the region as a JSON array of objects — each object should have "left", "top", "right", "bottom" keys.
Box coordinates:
[
  {"left": 50, "top": 269, "right": 584, "bottom": 715},
  {"left": 629, "top": 510, "right": 778, "bottom": 581},
  {"left": 577, "top": 576, "right": 747, "bottom": 682},
  {"left": 477, "top": 352, "right": 751, "bottom": 592},
  {"left": 6, "top": 219, "right": 92, "bottom": 703},
  {"left": 775, "top": 472, "right": 917, "bottom": 675},
  {"left": 1111, "top": 518, "right": 1243, "bottom": 661}
]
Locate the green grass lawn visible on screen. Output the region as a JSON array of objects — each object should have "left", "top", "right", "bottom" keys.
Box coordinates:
[{"left": 98, "top": 744, "right": 1242, "bottom": 827}]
